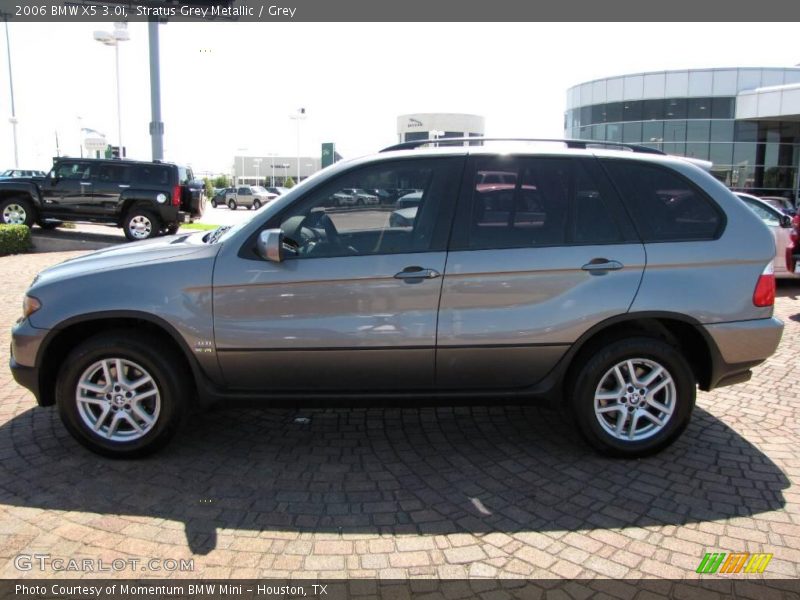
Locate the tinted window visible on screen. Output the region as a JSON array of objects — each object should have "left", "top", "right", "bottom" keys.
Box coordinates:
[
  {"left": 132, "top": 164, "right": 171, "bottom": 185},
  {"left": 464, "top": 158, "right": 624, "bottom": 250},
  {"left": 603, "top": 160, "right": 723, "bottom": 241},
  {"left": 93, "top": 163, "right": 130, "bottom": 183}
]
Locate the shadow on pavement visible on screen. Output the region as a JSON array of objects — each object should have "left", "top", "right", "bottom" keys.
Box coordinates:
[{"left": 0, "top": 402, "right": 788, "bottom": 555}]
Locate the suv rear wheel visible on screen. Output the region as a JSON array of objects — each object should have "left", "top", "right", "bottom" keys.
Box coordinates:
[
  {"left": 253, "top": 199, "right": 262, "bottom": 209},
  {"left": 123, "top": 208, "right": 160, "bottom": 241},
  {"left": 0, "top": 197, "right": 35, "bottom": 227},
  {"left": 55, "top": 332, "right": 188, "bottom": 458},
  {"left": 570, "top": 337, "right": 695, "bottom": 457},
  {"left": 228, "top": 199, "right": 237, "bottom": 210}
]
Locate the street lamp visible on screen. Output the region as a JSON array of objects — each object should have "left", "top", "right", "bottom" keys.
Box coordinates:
[
  {"left": 93, "top": 22, "right": 130, "bottom": 155},
  {"left": 253, "top": 158, "right": 262, "bottom": 186},
  {"left": 290, "top": 108, "right": 306, "bottom": 183},
  {"left": 236, "top": 147, "right": 247, "bottom": 185},
  {"left": 268, "top": 153, "right": 277, "bottom": 187},
  {"left": 4, "top": 17, "right": 18, "bottom": 168}
]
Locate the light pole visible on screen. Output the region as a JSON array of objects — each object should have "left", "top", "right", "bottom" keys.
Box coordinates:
[
  {"left": 268, "top": 153, "right": 277, "bottom": 187},
  {"left": 236, "top": 147, "right": 247, "bottom": 185},
  {"left": 4, "top": 16, "right": 18, "bottom": 168},
  {"left": 93, "top": 22, "right": 130, "bottom": 155},
  {"left": 253, "top": 158, "right": 262, "bottom": 186},
  {"left": 290, "top": 108, "right": 306, "bottom": 183}
]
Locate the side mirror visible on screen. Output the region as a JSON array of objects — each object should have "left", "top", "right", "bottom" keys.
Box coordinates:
[
  {"left": 257, "top": 229, "right": 284, "bottom": 262},
  {"left": 780, "top": 214, "right": 792, "bottom": 228}
]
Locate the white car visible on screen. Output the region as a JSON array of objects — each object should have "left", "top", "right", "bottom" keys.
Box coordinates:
[
  {"left": 736, "top": 193, "right": 797, "bottom": 277},
  {"left": 225, "top": 186, "right": 277, "bottom": 210}
]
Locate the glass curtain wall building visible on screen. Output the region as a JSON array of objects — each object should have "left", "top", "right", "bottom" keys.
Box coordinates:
[{"left": 565, "top": 68, "right": 800, "bottom": 200}]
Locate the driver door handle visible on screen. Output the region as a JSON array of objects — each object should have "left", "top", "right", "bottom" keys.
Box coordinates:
[
  {"left": 581, "top": 258, "right": 623, "bottom": 272},
  {"left": 394, "top": 266, "right": 441, "bottom": 280}
]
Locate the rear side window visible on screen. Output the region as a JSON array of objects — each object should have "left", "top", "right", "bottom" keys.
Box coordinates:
[
  {"left": 603, "top": 160, "right": 723, "bottom": 242},
  {"left": 459, "top": 157, "right": 628, "bottom": 251},
  {"left": 132, "top": 165, "right": 171, "bottom": 186}
]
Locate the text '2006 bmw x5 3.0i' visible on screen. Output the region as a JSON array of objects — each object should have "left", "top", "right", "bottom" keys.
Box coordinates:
[{"left": 10, "top": 139, "right": 784, "bottom": 458}]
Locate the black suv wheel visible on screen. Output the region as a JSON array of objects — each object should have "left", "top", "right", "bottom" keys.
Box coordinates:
[
  {"left": 0, "top": 197, "right": 35, "bottom": 227},
  {"left": 123, "top": 208, "right": 161, "bottom": 241}
]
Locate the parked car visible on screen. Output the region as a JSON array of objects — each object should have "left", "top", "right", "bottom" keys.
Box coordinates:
[
  {"left": 266, "top": 186, "right": 291, "bottom": 196},
  {"left": 0, "top": 158, "right": 204, "bottom": 239},
  {"left": 736, "top": 192, "right": 797, "bottom": 277},
  {"left": 759, "top": 196, "right": 796, "bottom": 216},
  {"left": 10, "top": 139, "right": 783, "bottom": 458},
  {"left": 389, "top": 191, "right": 423, "bottom": 227},
  {"left": 340, "top": 188, "right": 379, "bottom": 206},
  {"left": 224, "top": 186, "right": 277, "bottom": 210},
  {"left": 211, "top": 187, "right": 233, "bottom": 208},
  {"left": 0, "top": 169, "right": 46, "bottom": 179}
]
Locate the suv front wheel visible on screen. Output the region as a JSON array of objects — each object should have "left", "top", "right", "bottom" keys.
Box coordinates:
[
  {"left": 123, "top": 208, "right": 160, "bottom": 241},
  {"left": 570, "top": 337, "right": 695, "bottom": 457},
  {"left": 55, "top": 332, "right": 188, "bottom": 458}
]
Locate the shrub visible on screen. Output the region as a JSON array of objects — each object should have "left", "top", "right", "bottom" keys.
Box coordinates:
[{"left": 0, "top": 224, "right": 31, "bottom": 255}]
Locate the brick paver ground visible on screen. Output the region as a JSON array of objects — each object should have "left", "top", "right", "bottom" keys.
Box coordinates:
[{"left": 0, "top": 249, "right": 798, "bottom": 580}]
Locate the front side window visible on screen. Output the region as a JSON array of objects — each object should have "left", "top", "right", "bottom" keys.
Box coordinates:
[
  {"left": 266, "top": 158, "right": 460, "bottom": 260},
  {"left": 56, "top": 162, "right": 92, "bottom": 180},
  {"left": 603, "top": 160, "right": 724, "bottom": 242}
]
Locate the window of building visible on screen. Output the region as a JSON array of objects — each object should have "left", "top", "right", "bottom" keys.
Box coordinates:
[
  {"left": 664, "top": 98, "right": 688, "bottom": 119},
  {"left": 688, "top": 98, "right": 712, "bottom": 119},
  {"left": 686, "top": 120, "right": 711, "bottom": 142},
  {"left": 622, "top": 122, "right": 643, "bottom": 144},
  {"left": 711, "top": 97, "right": 735, "bottom": 119},
  {"left": 622, "top": 100, "right": 643, "bottom": 122}
]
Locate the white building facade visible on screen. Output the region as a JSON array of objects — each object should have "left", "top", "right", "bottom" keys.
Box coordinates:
[{"left": 565, "top": 67, "right": 800, "bottom": 199}]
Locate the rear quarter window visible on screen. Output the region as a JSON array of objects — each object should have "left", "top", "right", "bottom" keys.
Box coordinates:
[
  {"left": 602, "top": 160, "right": 724, "bottom": 242},
  {"left": 132, "top": 165, "right": 171, "bottom": 186}
]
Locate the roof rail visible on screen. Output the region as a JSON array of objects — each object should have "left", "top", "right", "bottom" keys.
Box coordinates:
[{"left": 380, "top": 137, "right": 666, "bottom": 155}]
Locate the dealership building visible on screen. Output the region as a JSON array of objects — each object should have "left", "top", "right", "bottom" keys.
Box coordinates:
[
  {"left": 397, "top": 113, "right": 485, "bottom": 145},
  {"left": 565, "top": 67, "right": 800, "bottom": 199}
]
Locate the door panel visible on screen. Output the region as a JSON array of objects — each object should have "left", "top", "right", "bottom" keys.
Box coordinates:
[
  {"left": 436, "top": 154, "right": 645, "bottom": 390},
  {"left": 212, "top": 156, "right": 463, "bottom": 393},
  {"left": 213, "top": 252, "right": 447, "bottom": 390},
  {"left": 437, "top": 244, "right": 645, "bottom": 388}
]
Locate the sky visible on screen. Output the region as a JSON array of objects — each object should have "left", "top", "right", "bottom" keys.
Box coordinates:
[{"left": 1, "top": 21, "right": 800, "bottom": 176}]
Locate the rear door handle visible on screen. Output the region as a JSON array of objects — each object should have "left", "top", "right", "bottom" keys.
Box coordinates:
[
  {"left": 394, "top": 266, "right": 441, "bottom": 280},
  {"left": 118, "top": 184, "right": 130, "bottom": 188},
  {"left": 581, "top": 258, "right": 623, "bottom": 272},
  {"left": 79, "top": 182, "right": 92, "bottom": 186}
]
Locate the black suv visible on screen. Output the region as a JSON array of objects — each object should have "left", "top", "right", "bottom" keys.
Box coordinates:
[{"left": 0, "top": 158, "right": 205, "bottom": 240}]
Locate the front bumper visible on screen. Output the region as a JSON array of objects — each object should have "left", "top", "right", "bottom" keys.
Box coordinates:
[
  {"left": 702, "top": 317, "right": 784, "bottom": 390},
  {"left": 10, "top": 318, "right": 48, "bottom": 404}
]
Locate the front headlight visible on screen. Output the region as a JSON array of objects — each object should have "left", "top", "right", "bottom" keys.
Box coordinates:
[{"left": 22, "top": 295, "right": 41, "bottom": 319}]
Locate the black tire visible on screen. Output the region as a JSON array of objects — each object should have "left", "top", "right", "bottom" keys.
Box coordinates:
[
  {"left": 228, "top": 199, "right": 237, "bottom": 210},
  {"left": 0, "top": 197, "right": 36, "bottom": 227},
  {"left": 55, "top": 331, "right": 189, "bottom": 458},
  {"left": 211, "top": 200, "right": 218, "bottom": 208},
  {"left": 253, "top": 199, "right": 261, "bottom": 209},
  {"left": 38, "top": 221, "right": 61, "bottom": 230},
  {"left": 164, "top": 223, "right": 180, "bottom": 235},
  {"left": 122, "top": 208, "right": 161, "bottom": 241},
  {"left": 569, "top": 336, "right": 695, "bottom": 458}
]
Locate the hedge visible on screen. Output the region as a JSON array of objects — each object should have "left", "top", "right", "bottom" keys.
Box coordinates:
[{"left": 0, "top": 224, "right": 32, "bottom": 255}]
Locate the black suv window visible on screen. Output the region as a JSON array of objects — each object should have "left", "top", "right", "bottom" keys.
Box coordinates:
[
  {"left": 458, "top": 157, "right": 627, "bottom": 250},
  {"left": 603, "top": 160, "right": 724, "bottom": 242},
  {"left": 132, "top": 164, "right": 171, "bottom": 186},
  {"left": 55, "top": 161, "right": 92, "bottom": 180},
  {"left": 93, "top": 163, "right": 130, "bottom": 183},
  {"left": 178, "top": 166, "right": 193, "bottom": 185}
]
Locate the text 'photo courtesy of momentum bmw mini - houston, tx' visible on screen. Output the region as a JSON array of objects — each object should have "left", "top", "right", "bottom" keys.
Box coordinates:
[{"left": 9, "top": 139, "right": 783, "bottom": 458}]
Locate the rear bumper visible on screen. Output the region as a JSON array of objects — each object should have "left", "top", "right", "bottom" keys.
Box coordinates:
[{"left": 702, "top": 317, "right": 784, "bottom": 390}]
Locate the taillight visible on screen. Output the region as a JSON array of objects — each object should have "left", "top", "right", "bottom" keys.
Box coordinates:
[
  {"left": 787, "top": 230, "right": 797, "bottom": 273},
  {"left": 172, "top": 184, "right": 181, "bottom": 207},
  {"left": 753, "top": 262, "right": 775, "bottom": 307}
]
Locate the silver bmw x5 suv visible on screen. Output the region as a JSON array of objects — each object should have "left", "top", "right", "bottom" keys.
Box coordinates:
[{"left": 10, "top": 139, "right": 784, "bottom": 458}]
